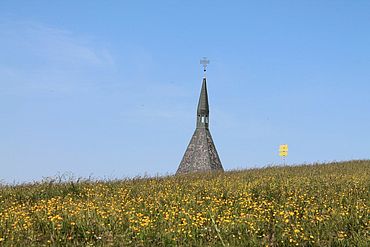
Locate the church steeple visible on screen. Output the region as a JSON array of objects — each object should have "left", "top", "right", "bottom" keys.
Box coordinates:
[{"left": 176, "top": 58, "right": 223, "bottom": 174}]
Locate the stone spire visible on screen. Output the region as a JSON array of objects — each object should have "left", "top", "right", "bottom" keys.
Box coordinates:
[
  {"left": 196, "top": 78, "right": 209, "bottom": 129},
  {"left": 176, "top": 58, "right": 224, "bottom": 174}
]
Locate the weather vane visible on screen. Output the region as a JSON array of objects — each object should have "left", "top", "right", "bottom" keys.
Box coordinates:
[{"left": 200, "top": 57, "right": 210, "bottom": 77}]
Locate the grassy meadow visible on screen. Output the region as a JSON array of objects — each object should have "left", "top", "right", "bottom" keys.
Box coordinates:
[{"left": 0, "top": 160, "right": 369, "bottom": 246}]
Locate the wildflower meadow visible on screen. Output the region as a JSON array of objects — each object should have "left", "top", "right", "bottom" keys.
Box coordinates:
[{"left": 0, "top": 160, "right": 369, "bottom": 246}]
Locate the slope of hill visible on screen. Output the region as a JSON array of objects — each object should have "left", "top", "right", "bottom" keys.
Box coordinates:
[{"left": 0, "top": 160, "right": 369, "bottom": 246}]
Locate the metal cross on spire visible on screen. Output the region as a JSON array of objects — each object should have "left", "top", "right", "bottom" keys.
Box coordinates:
[{"left": 200, "top": 57, "right": 210, "bottom": 77}]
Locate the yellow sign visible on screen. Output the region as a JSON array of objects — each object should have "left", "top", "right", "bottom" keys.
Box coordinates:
[{"left": 279, "top": 144, "right": 288, "bottom": 157}]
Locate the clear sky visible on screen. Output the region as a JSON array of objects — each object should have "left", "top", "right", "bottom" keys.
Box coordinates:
[{"left": 1, "top": 1, "right": 370, "bottom": 183}]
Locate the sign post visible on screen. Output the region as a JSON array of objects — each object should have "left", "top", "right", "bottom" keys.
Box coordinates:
[{"left": 279, "top": 144, "right": 288, "bottom": 165}]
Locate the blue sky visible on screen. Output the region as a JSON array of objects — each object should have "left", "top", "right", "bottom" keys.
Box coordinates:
[{"left": 1, "top": 1, "right": 370, "bottom": 183}]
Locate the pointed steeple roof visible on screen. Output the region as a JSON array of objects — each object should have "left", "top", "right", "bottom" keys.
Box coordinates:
[
  {"left": 176, "top": 59, "right": 223, "bottom": 174},
  {"left": 197, "top": 78, "right": 209, "bottom": 115}
]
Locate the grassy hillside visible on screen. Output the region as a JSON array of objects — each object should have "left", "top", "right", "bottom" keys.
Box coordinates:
[{"left": 0, "top": 160, "right": 369, "bottom": 246}]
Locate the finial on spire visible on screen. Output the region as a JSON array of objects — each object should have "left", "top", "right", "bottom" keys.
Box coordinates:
[{"left": 200, "top": 57, "right": 210, "bottom": 77}]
